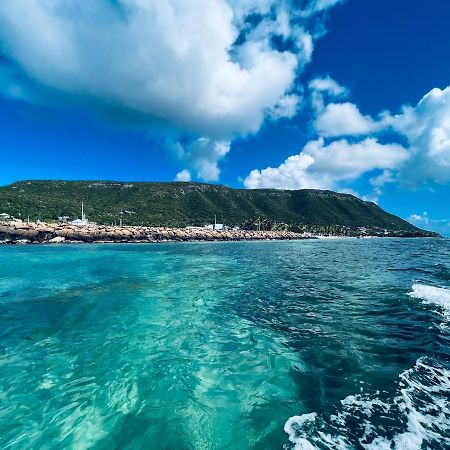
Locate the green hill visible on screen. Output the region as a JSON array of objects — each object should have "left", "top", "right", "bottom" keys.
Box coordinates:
[{"left": 0, "top": 180, "right": 437, "bottom": 236}]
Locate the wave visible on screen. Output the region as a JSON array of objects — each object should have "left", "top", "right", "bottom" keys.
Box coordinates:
[
  {"left": 409, "top": 283, "right": 450, "bottom": 317},
  {"left": 285, "top": 284, "right": 450, "bottom": 449},
  {"left": 284, "top": 357, "right": 450, "bottom": 449}
]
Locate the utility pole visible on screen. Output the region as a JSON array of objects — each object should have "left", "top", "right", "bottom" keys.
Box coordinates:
[{"left": 119, "top": 211, "right": 123, "bottom": 227}]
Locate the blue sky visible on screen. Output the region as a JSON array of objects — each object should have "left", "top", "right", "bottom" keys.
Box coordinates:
[{"left": 0, "top": 0, "right": 449, "bottom": 234}]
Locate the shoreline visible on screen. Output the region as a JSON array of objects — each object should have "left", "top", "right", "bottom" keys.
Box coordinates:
[
  {"left": 0, "top": 221, "right": 315, "bottom": 245},
  {"left": 0, "top": 221, "right": 437, "bottom": 245}
]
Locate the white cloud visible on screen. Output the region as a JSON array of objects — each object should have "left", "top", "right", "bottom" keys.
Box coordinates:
[
  {"left": 267, "top": 94, "right": 301, "bottom": 119},
  {"left": 314, "top": 102, "right": 381, "bottom": 137},
  {"left": 173, "top": 138, "right": 230, "bottom": 182},
  {"left": 387, "top": 87, "right": 450, "bottom": 185},
  {"left": 370, "top": 170, "right": 395, "bottom": 188},
  {"left": 175, "top": 169, "right": 192, "bottom": 182},
  {"left": 408, "top": 212, "right": 429, "bottom": 226},
  {"left": 300, "top": 0, "right": 344, "bottom": 17},
  {"left": 0, "top": 0, "right": 344, "bottom": 181},
  {"left": 0, "top": 0, "right": 299, "bottom": 138},
  {"left": 407, "top": 211, "right": 450, "bottom": 236},
  {"left": 309, "top": 76, "right": 348, "bottom": 113},
  {"left": 309, "top": 77, "right": 348, "bottom": 98},
  {"left": 244, "top": 137, "right": 409, "bottom": 190},
  {"left": 306, "top": 81, "right": 450, "bottom": 190}
]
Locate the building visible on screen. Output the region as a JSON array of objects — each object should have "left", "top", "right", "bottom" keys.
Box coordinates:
[
  {"left": 70, "top": 202, "right": 89, "bottom": 227},
  {"left": 205, "top": 222, "right": 224, "bottom": 231},
  {"left": 70, "top": 218, "right": 89, "bottom": 226},
  {"left": 210, "top": 215, "right": 224, "bottom": 231}
]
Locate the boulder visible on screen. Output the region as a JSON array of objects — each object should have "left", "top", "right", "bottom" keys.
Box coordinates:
[{"left": 48, "top": 236, "right": 66, "bottom": 243}]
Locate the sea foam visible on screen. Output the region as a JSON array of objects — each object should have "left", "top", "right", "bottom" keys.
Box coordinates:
[
  {"left": 409, "top": 283, "right": 450, "bottom": 315},
  {"left": 284, "top": 357, "right": 450, "bottom": 449},
  {"left": 284, "top": 283, "right": 450, "bottom": 449}
]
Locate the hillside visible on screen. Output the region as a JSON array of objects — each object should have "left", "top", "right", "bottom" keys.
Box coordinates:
[{"left": 0, "top": 180, "right": 437, "bottom": 236}]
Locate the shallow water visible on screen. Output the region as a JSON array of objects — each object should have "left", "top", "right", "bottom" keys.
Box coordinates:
[{"left": 0, "top": 239, "right": 449, "bottom": 449}]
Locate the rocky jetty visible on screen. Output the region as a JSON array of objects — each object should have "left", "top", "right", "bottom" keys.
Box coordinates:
[{"left": 0, "top": 221, "right": 313, "bottom": 245}]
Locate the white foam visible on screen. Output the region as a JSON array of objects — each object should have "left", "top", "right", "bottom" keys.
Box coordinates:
[
  {"left": 284, "top": 358, "right": 450, "bottom": 450},
  {"left": 284, "top": 414, "right": 317, "bottom": 450},
  {"left": 409, "top": 283, "right": 450, "bottom": 315},
  {"left": 284, "top": 284, "right": 450, "bottom": 448}
]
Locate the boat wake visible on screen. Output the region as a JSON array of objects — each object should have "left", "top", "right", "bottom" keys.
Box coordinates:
[
  {"left": 284, "top": 284, "right": 450, "bottom": 449},
  {"left": 409, "top": 283, "right": 450, "bottom": 318},
  {"left": 285, "top": 358, "right": 450, "bottom": 449}
]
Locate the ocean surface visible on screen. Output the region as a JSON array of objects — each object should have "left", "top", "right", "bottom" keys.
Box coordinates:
[{"left": 0, "top": 238, "right": 449, "bottom": 449}]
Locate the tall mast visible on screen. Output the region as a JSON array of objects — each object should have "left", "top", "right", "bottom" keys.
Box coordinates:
[{"left": 81, "top": 201, "right": 84, "bottom": 221}]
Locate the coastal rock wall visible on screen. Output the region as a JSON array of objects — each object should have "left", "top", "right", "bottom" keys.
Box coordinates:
[{"left": 0, "top": 221, "right": 311, "bottom": 244}]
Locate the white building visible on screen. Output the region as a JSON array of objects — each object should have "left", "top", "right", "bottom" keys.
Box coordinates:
[
  {"left": 71, "top": 218, "right": 89, "bottom": 226},
  {"left": 209, "top": 215, "right": 224, "bottom": 231},
  {"left": 205, "top": 217, "right": 224, "bottom": 230},
  {"left": 71, "top": 202, "right": 89, "bottom": 227}
]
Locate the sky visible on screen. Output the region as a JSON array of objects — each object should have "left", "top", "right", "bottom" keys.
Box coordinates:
[{"left": 0, "top": 0, "right": 449, "bottom": 235}]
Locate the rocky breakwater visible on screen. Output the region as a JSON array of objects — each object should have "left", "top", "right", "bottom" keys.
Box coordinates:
[{"left": 0, "top": 221, "right": 312, "bottom": 245}]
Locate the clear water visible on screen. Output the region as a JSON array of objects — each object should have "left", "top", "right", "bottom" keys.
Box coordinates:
[{"left": 0, "top": 239, "right": 449, "bottom": 449}]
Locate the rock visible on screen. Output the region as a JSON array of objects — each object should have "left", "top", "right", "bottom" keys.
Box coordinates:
[
  {"left": 48, "top": 236, "right": 66, "bottom": 243},
  {"left": 0, "top": 220, "right": 312, "bottom": 245}
]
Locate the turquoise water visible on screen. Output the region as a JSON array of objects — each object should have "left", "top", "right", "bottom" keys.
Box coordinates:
[{"left": 0, "top": 239, "right": 449, "bottom": 449}]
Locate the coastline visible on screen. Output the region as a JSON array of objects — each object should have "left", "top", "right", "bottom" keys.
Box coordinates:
[
  {"left": 0, "top": 220, "right": 438, "bottom": 245},
  {"left": 0, "top": 221, "right": 314, "bottom": 245}
]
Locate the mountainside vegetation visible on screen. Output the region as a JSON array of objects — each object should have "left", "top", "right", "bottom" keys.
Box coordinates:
[{"left": 0, "top": 180, "right": 437, "bottom": 236}]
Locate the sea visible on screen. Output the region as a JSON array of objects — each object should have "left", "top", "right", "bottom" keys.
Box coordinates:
[{"left": 0, "top": 238, "right": 449, "bottom": 449}]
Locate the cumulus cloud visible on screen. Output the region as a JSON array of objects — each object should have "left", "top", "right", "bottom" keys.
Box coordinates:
[
  {"left": 408, "top": 212, "right": 430, "bottom": 226},
  {"left": 244, "top": 137, "right": 409, "bottom": 190},
  {"left": 314, "top": 102, "right": 381, "bottom": 137},
  {"left": 407, "top": 211, "right": 450, "bottom": 236},
  {"left": 173, "top": 138, "right": 230, "bottom": 182},
  {"left": 174, "top": 170, "right": 192, "bottom": 182},
  {"left": 304, "top": 80, "right": 450, "bottom": 192},
  {"left": 0, "top": 0, "right": 297, "bottom": 137},
  {"left": 309, "top": 76, "right": 348, "bottom": 112},
  {"left": 267, "top": 94, "right": 301, "bottom": 119},
  {"left": 0, "top": 0, "right": 344, "bottom": 180},
  {"left": 309, "top": 77, "right": 348, "bottom": 98},
  {"left": 387, "top": 87, "right": 450, "bottom": 186}
]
